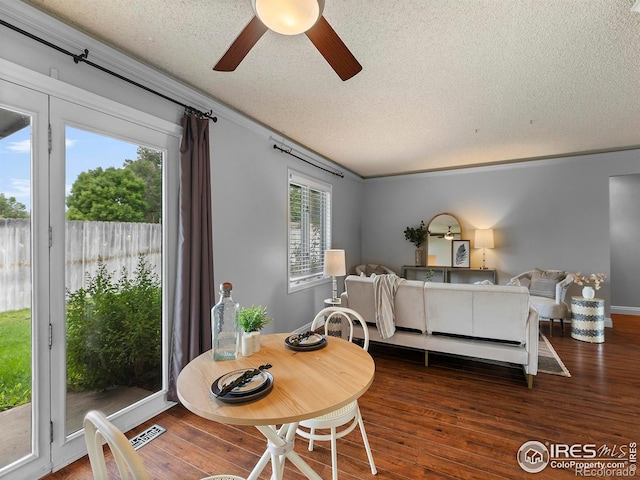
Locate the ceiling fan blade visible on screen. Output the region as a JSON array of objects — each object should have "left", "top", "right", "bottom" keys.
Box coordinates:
[
  {"left": 305, "top": 16, "right": 362, "bottom": 81},
  {"left": 213, "top": 16, "right": 268, "bottom": 72}
]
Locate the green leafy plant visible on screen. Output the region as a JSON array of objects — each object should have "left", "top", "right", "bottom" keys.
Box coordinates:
[
  {"left": 66, "top": 256, "right": 161, "bottom": 391},
  {"left": 238, "top": 305, "right": 272, "bottom": 333},
  {"left": 404, "top": 220, "right": 427, "bottom": 248},
  {"left": 0, "top": 308, "right": 31, "bottom": 411}
]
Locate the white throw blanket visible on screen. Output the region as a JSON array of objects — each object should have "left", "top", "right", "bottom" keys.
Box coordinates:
[{"left": 373, "top": 274, "right": 403, "bottom": 339}]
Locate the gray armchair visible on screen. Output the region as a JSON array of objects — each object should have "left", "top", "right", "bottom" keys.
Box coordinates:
[{"left": 510, "top": 269, "right": 574, "bottom": 337}]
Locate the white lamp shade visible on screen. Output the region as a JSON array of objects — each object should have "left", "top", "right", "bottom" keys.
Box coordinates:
[
  {"left": 474, "top": 229, "right": 495, "bottom": 249},
  {"left": 253, "top": 0, "right": 324, "bottom": 35},
  {"left": 324, "top": 249, "right": 346, "bottom": 276}
]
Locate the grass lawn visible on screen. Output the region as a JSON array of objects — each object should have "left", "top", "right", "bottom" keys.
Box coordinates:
[{"left": 0, "top": 309, "right": 31, "bottom": 411}]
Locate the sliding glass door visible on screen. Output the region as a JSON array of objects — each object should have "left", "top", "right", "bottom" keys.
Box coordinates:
[{"left": 0, "top": 76, "right": 179, "bottom": 479}]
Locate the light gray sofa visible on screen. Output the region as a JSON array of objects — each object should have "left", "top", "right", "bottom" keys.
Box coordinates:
[{"left": 340, "top": 275, "right": 539, "bottom": 388}]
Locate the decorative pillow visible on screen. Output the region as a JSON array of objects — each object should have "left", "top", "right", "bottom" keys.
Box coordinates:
[
  {"left": 474, "top": 279, "right": 494, "bottom": 285},
  {"left": 364, "top": 264, "right": 388, "bottom": 276},
  {"left": 529, "top": 268, "right": 565, "bottom": 299},
  {"left": 507, "top": 278, "right": 521, "bottom": 286}
]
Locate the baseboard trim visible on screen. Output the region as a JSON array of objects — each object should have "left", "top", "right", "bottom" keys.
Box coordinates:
[{"left": 610, "top": 305, "right": 640, "bottom": 315}]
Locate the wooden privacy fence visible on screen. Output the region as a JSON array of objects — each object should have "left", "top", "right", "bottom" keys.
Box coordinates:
[{"left": 0, "top": 219, "right": 162, "bottom": 313}]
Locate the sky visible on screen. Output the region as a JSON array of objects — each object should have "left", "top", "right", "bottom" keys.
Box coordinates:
[{"left": 0, "top": 125, "right": 140, "bottom": 213}]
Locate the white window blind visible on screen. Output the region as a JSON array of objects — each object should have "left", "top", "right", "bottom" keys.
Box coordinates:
[{"left": 288, "top": 170, "right": 331, "bottom": 292}]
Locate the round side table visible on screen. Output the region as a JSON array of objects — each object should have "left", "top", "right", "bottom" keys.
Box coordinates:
[{"left": 570, "top": 296, "right": 605, "bottom": 343}]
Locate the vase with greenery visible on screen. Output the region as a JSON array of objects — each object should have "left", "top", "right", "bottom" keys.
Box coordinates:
[
  {"left": 404, "top": 220, "right": 427, "bottom": 266},
  {"left": 238, "top": 305, "right": 272, "bottom": 356}
]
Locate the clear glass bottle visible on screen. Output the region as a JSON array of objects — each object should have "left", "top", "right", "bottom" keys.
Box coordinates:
[{"left": 211, "top": 282, "right": 239, "bottom": 361}]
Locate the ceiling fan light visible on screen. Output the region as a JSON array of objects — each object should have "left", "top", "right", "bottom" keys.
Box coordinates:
[{"left": 253, "top": 0, "right": 323, "bottom": 35}]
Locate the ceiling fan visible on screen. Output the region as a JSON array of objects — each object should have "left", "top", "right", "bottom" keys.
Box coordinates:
[
  {"left": 213, "top": 0, "right": 362, "bottom": 81},
  {"left": 429, "top": 227, "right": 456, "bottom": 240}
]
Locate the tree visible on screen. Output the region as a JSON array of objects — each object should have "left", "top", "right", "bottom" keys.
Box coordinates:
[
  {"left": 0, "top": 193, "right": 29, "bottom": 218},
  {"left": 66, "top": 167, "right": 147, "bottom": 222},
  {"left": 124, "top": 147, "right": 162, "bottom": 223}
]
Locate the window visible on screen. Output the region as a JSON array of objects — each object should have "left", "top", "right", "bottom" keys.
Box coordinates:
[{"left": 288, "top": 170, "right": 331, "bottom": 292}]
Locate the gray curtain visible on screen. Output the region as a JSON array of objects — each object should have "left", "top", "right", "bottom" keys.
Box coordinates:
[{"left": 167, "top": 113, "right": 214, "bottom": 401}]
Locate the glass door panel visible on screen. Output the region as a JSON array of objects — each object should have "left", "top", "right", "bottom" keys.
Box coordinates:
[
  {"left": 63, "top": 127, "right": 164, "bottom": 435},
  {"left": 0, "top": 106, "right": 33, "bottom": 469},
  {"left": 49, "top": 97, "right": 176, "bottom": 468},
  {"left": 0, "top": 80, "right": 50, "bottom": 480}
]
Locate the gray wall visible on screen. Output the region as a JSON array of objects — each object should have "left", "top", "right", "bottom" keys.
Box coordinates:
[
  {"left": 210, "top": 118, "right": 363, "bottom": 333},
  {"left": 610, "top": 174, "right": 640, "bottom": 311},
  {"left": 360, "top": 151, "right": 640, "bottom": 314}
]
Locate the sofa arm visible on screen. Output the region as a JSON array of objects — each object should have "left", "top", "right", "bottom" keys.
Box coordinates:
[
  {"left": 340, "top": 291, "right": 349, "bottom": 307},
  {"left": 525, "top": 304, "right": 539, "bottom": 377}
]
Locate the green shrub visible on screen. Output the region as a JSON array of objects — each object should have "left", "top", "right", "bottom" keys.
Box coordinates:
[
  {"left": 66, "top": 256, "right": 161, "bottom": 392},
  {"left": 0, "top": 383, "right": 30, "bottom": 411},
  {"left": 0, "top": 308, "right": 31, "bottom": 411}
]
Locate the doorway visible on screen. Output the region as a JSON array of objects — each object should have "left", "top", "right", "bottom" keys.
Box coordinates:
[{"left": 0, "top": 79, "right": 178, "bottom": 479}]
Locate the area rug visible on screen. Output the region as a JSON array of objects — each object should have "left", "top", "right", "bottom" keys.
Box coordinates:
[{"left": 538, "top": 333, "right": 571, "bottom": 377}]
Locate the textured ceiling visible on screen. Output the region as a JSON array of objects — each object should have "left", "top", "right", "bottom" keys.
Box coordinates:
[{"left": 22, "top": 0, "right": 640, "bottom": 178}]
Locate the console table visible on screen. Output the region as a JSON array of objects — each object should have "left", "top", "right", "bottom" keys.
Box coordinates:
[
  {"left": 402, "top": 266, "right": 496, "bottom": 284},
  {"left": 570, "top": 296, "right": 605, "bottom": 343}
]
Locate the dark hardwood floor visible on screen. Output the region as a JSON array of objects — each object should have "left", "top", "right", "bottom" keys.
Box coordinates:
[{"left": 43, "top": 314, "right": 639, "bottom": 480}]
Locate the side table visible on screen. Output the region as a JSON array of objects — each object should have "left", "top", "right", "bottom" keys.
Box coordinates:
[
  {"left": 570, "top": 296, "right": 605, "bottom": 343},
  {"left": 323, "top": 298, "right": 344, "bottom": 337}
]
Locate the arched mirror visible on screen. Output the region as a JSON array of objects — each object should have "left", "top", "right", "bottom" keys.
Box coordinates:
[{"left": 426, "top": 213, "right": 462, "bottom": 266}]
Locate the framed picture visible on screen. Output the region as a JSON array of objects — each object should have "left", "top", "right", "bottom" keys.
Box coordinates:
[{"left": 451, "top": 240, "right": 470, "bottom": 268}]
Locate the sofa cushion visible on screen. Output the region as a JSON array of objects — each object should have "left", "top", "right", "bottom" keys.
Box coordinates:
[
  {"left": 344, "top": 275, "right": 427, "bottom": 333},
  {"left": 424, "top": 282, "right": 530, "bottom": 344},
  {"left": 529, "top": 268, "right": 565, "bottom": 299},
  {"left": 530, "top": 295, "right": 568, "bottom": 319}
]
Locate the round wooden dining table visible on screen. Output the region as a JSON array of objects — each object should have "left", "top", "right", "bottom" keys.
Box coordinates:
[{"left": 177, "top": 332, "right": 375, "bottom": 480}]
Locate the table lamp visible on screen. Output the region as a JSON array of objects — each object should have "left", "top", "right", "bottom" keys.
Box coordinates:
[
  {"left": 474, "top": 229, "right": 494, "bottom": 269},
  {"left": 324, "top": 249, "right": 346, "bottom": 301}
]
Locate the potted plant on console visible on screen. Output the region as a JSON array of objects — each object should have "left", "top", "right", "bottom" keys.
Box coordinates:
[
  {"left": 404, "top": 220, "right": 428, "bottom": 266},
  {"left": 238, "top": 305, "right": 273, "bottom": 356}
]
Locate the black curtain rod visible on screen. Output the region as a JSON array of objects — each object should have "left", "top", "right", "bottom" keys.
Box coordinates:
[
  {"left": 1, "top": 18, "right": 217, "bottom": 122},
  {"left": 273, "top": 144, "right": 343, "bottom": 178}
]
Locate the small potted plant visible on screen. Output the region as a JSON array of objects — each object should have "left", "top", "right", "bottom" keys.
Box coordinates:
[
  {"left": 238, "top": 305, "right": 272, "bottom": 356},
  {"left": 404, "top": 220, "right": 428, "bottom": 266}
]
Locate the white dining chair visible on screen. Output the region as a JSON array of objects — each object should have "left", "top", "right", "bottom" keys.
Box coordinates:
[
  {"left": 83, "top": 410, "right": 246, "bottom": 480},
  {"left": 295, "top": 306, "right": 377, "bottom": 480}
]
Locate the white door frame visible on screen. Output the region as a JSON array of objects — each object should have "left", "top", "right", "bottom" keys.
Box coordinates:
[
  {"left": 0, "top": 59, "right": 181, "bottom": 478},
  {"left": 0, "top": 77, "right": 52, "bottom": 480}
]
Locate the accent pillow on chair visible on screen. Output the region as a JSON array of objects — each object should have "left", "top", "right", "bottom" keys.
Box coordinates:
[{"left": 529, "top": 268, "right": 566, "bottom": 299}]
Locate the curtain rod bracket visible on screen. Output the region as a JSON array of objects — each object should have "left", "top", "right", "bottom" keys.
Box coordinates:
[
  {"left": 0, "top": 19, "right": 218, "bottom": 123},
  {"left": 72, "top": 48, "right": 89, "bottom": 64}
]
